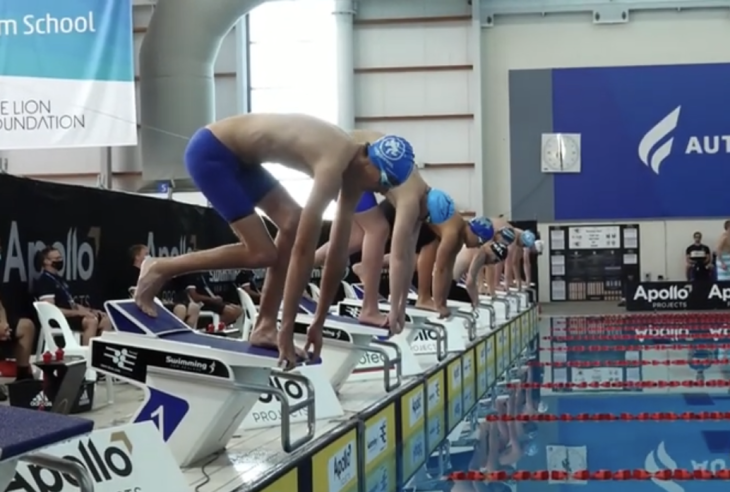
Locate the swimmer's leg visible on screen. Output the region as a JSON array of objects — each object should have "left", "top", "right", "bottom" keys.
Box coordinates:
[
  {"left": 415, "top": 239, "right": 438, "bottom": 310},
  {"left": 314, "top": 221, "right": 364, "bottom": 267},
  {"left": 136, "top": 129, "right": 281, "bottom": 317},
  {"left": 251, "top": 184, "right": 302, "bottom": 347},
  {"left": 356, "top": 205, "right": 390, "bottom": 326}
]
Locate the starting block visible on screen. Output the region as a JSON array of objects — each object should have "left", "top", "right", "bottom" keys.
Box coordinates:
[
  {"left": 294, "top": 297, "right": 403, "bottom": 389},
  {"left": 336, "top": 299, "right": 446, "bottom": 381},
  {"left": 92, "top": 298, "right": 317, "bottom": 467},
  {"left": 407, "top": 290, "right": 497, "bottom": 333},
  {"left": 0, "top": 407, "right": 95, "bottom": 492}
]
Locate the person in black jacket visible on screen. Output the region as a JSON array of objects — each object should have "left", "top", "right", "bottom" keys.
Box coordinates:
[
  {"left": 686, "top": 232, "right": 712, "bottom": 281},
  {"left": 34, "top": 246, "right": 111, "bottom": 345}
]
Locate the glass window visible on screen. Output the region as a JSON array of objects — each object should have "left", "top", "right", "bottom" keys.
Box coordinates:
[
  {"left": 249, "top": 0, "right": 335, "bottom": 44},
  {"left": 248, "top": 0, "right": 337, "bottom": 215}
]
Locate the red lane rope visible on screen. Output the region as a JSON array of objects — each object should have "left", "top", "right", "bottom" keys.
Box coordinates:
[
  {"left": 484, "top": 411, "right": 730, "bottom": 421},
  {"left": 446, "top": 469, "right": 730, "bottom": 481},
  {"left": 545, "top": 334, "right": 730, "bottom": 341},
  {"left": 539, "top": 343, "right": 730, "bottom": 351},
  {"left": 528, "top": 359, "right": 730, "bottom": 367},
  {"left": 506, "top": 379, "right": 730, "bottom": 389}
]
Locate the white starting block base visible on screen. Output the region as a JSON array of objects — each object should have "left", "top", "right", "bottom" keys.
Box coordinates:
[{"left": 239, "top": 363, "right": 343, "bottom": 429}]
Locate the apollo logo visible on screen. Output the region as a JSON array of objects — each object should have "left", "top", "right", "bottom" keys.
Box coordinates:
[
  {"left": 638, "top": 106, "right": 681, "bottom": 175},
  {"left": 644, "top": 442, "right": 683, "bottom": 492},
  {"left": 633, "top": 285, "right": 691, "bottom": 302}
]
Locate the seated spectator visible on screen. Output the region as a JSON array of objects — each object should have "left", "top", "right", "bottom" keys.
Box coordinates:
[
  {"left": 686, "top": 231, "right": 712, "bottom": 281},
  {"left": 188, "top": 272, "right": 243, "bottom": 326},
  {"left": 237, "top": 269, "right": 261, "bottom": 305},
  {"left": 34, "top": 246, "right": 111, "bottom": 346},
  {"left": 128, "top": 245, "right": 200, "bottom": 327},
  {"left": 0, "top": 296, "right": 36, "bottom": 401}
]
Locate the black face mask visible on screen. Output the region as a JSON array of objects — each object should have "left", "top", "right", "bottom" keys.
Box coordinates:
[{"left": 51, "top": 260, "right": 64, "bottom": 271}]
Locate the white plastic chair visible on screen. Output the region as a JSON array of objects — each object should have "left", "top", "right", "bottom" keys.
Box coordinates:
[
  {"left": 33, "top": 302, "right": 114, "bottom": 405},
  {"left": 341, "top": 281, "right": 357, "bottom": 299},
  {"left": 308, "top": 283, "right": 321, "bottom": 301},
  {"left": 237, "top": 288, "right": 258, "bottom": 341}
]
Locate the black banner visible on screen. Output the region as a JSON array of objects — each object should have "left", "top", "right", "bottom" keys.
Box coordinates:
[
  {"left": 626, "top": 281, "right": 730, "bottom": 311},
  {"left": 0, "top": 174, "right": 236, "bottom": 319}
]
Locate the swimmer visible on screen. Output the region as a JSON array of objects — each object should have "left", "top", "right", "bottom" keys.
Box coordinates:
[
  {"left": 134, "top": 113, "right": 415, "bottom": 368},
  {"left": 717, "top": 220, "right": 730, "bottom": 280},
  {"left": 453, "top": 241, "right": 509, "bottom": 307},
  {"left": 312, "top": 129, "right": 429, "bottom": 333},
  {"left": 503, "top": 228, "right": 539, "bottom": 290},
  {"left": 417, "top": 213, "right": 502, "bottom": 318}
]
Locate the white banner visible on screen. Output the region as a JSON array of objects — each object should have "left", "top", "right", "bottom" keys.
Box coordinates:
[
  {"left": 5, "top": 422, "right": 189, "bottom": 491},
  {"left": 0, "top": 0, "right": 137, "bottom": 149}
]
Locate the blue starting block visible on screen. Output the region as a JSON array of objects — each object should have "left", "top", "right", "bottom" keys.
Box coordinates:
[
  {"left": 90, "top": 298, "right": 317, "bottom": 468},
  {"left": 0, "top": 407, "right": 94, "bottom": 492}
]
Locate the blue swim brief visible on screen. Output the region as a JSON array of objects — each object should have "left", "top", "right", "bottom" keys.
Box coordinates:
[
  {"left": 184, "top": 128, "right": 278, "bottom": 223},
  {"left": 355, "top": 192, "right": 378, "bottom": 213}
]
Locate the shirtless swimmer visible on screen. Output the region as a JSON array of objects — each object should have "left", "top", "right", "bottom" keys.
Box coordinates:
[
  {"left": 134, "top": 113, "right": 415, "bottom": 368},
  {"left": 503, "top": 228, "right": 538, "bottom": 290},
  {"left": 419, "top": 211, "right": 502, "bottom": 317},
  {"left": 314, "top": 129, "right": 435, "bottom": 333}
]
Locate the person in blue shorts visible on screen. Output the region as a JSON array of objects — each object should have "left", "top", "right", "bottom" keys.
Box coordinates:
[{"left": 134, "top": 113, "right": 415, "bottom": 368}]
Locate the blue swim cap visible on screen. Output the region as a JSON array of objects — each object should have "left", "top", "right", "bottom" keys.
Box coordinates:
[
  {"left": 367, "top": 135, "right": 415, "bottom": 188},
  {"left": 521, "top": 230, "right": 536, "bottom": 248},
  {"left": 499, "top": 227, "right": 516, "bottom": 245},
  {"left": 468, "top": 216, "right": 494, "bottom": 243},
  {"left": 425, "top": 189, "right": 455, "bottom": 224}
]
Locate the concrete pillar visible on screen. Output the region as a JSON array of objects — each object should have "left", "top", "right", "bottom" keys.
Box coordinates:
[
  {"left": 138, "top": 0, "right": 265, "bottom": 183},
  {"left": 333, "top": 0, "right": 356, "bottom": 130}
]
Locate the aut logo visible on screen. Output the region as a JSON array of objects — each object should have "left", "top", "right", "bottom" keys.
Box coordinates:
[{"left": 638, "top": 106, "right": 681, "bottom": 175}]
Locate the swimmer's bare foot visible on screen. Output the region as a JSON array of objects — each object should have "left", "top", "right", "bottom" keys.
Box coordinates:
[
  {"left": 358, "top": 309, "right": 388, "bottom": 327},
  {"left": 134, "top": 258, "right": 168, "bottom": 317},
  {"left": 250, "top": 319, "right": 307, "bottom": 360},
  {"left": 352, "top": 262, "right": 364, "bottom": 279},
  {"left": 415, "top": 298, "right": 437, "bottom": 311}
]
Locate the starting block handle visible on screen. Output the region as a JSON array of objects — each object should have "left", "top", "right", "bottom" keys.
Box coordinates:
[
  {"left": 490, "top": 296, "right": 511, "bottom": 319},
  {"left": 478, "top": 303, "right": 496, "bottom": 330},
  {"left": 453, "top": 310, "right": 477, "bottom": 341},
  {"left": 24, "top": 453, "right": 94, "bottom": 492},
  {"left": 367, "top": 339, "right": 402, "bottom": 392},
  {"left": 423, "top": 321, "right": 448, "bottom": 361},
  {"left": 270, "top": 370, "right": 316, "bottom": 453}
]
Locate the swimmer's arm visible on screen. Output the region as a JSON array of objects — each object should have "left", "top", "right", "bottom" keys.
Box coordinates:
[
  {"left": 314, "top": 187, "right": 360, "bottom": 323},
  {"left": 281, "top": 175, "right": 341, "bottom": 331},
  {"left": 390, "top": 199, "right": 420, "bottom": 316},
  {"left": 465, "top": 247, "right": 487, "bottom": 306},
  {"left": 433, "top": 233, "right": 460, "bottom": 308},
  {"left": 503, "top": 246, "right": 517, "bottom": 289},
  {"left": 523, "top": 248, "right": 532, "bottom": 285},
  {"left": 716, "top": 234, "right": 727, "bottom": 268}
]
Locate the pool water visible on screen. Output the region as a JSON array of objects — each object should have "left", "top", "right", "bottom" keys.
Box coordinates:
[{"left": 388, "top": 314, "right": 730, "bottom": 492}]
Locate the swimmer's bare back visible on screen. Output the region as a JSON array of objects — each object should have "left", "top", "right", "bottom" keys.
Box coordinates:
[{"left": 209, "top": 113, "right": 360, "bottom": 177}]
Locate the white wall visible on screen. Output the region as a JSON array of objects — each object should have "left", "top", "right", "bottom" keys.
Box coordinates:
[
  {"left": 3, "top": 0, "right": 245, "bottom": 190},
  {"left": 354, "top": 0, "right": 481, "bottom": 213},
  {"left": 480, "top": 10, "right": 730, "bottom": 301}
]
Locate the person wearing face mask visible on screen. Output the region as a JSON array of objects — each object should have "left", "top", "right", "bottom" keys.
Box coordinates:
[{"left": 34, "top": 246, "right": 112, "bottom": 346}]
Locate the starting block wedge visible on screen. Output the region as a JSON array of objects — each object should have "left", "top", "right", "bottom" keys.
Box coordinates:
[
  {"left": 0, "top": 407, "right": 95, "bottom": 492},
  {"left": 94, "top": 299, "right": 317, "bottom": 467}
]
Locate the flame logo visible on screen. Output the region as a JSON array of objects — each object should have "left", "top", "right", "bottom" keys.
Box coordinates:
[
  {"left": 644, "top": 441, "right": 684, "bottom": 492},
  {"left": 638, "top": 107, "right": 681, "bottom": 174}
]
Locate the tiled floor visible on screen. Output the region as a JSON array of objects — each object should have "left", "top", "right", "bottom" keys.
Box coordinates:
[{"left": 402, "top": 308, "right": 730, "bottom": 492}]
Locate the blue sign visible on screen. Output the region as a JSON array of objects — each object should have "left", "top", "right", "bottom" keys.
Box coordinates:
[
  {"left": 0, "top": 0, "right": 136, "bottom": 149},
  {"left": 134, "top": 388, "right": 189, "bottom": 441},
  {"left": 552, "top": 63, "right": 730, "bottom": 220}
]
